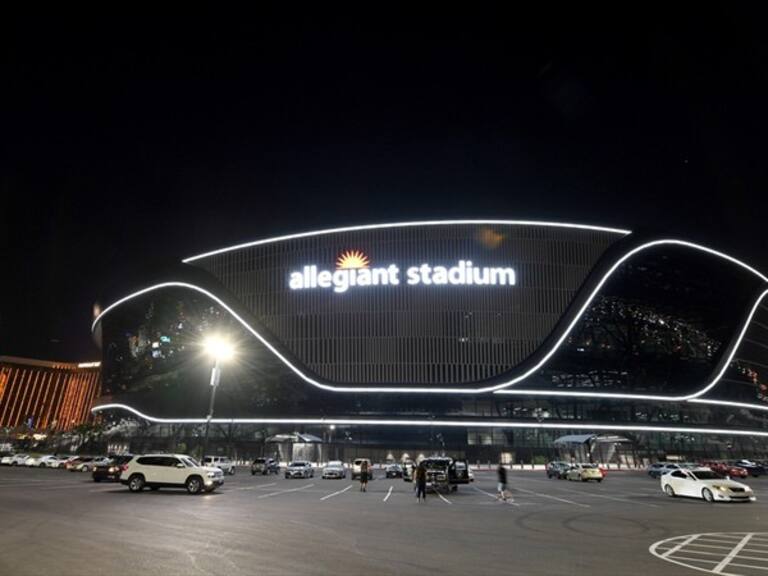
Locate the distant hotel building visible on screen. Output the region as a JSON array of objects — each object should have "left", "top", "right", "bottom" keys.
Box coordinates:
[{"left": 0, "top": 356, "right": 101, "bottom": 431}]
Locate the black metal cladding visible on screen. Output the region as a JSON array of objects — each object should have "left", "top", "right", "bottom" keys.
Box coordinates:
[
  {"left": 704, "top": 301, "right": 768, "bottom": 405},
  {"left": 523, "top": 245, "right": 764, "bottom": 396},
  {"left": 188, "top": 224, "right": 621, "bottom": 385}
]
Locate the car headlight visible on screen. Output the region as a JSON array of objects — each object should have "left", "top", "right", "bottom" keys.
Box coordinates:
[
  {"left": 713, "top": 485, "right": 728, "bottom": 491},
  {"left": 207, "top": 472, "right": 216, "bottom": 478}
]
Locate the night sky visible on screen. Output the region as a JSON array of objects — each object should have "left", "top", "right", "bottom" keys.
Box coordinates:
[{"left": 3, "top": 9, "right": 768, "bottom": 362}]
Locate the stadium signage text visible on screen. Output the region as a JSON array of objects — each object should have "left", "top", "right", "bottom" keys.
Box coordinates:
[{"left": 289, "top": 257, "right": 516, "bottom": 294}]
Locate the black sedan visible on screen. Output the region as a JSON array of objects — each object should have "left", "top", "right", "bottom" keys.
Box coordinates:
[
  {"left": 92, "top": 455, "right": 133, "bottom": 482},
  {"left": 385, "top": 464, "right": 403, "bottom": 478}
]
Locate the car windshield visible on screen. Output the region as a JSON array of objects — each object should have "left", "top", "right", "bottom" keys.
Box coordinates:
[
  {"left": 254, "top": 459, "right": 266, "bottom": 464},
  {"left": 328, "top": 462, "right": 343, "bottom": 467},
  {"left": 423, "top": 460, "right": 450, "bottom": 470},
  {"left": 183, "top": 457, "right": 200, "bottom": 467},
  {"left": 290, "top": 462, "right": 306, "bottom": 467},
  {"left": 691, "top": 471, "right": 721, "bottom": 480}
]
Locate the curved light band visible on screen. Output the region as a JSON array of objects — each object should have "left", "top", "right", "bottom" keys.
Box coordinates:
[
  {"left": 91, "top": 403, "right": 768, "bottom": 437},
  {"left": 94, "top": 239, "right": 768, "bottom": 398},
  {"left": 181, "top": 219, "right": 632, "bottom": 263}
]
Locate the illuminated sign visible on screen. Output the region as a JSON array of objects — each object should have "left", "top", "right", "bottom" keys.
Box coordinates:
[{"left": 288, "top": 251, "right": 516, "bottom": 294}]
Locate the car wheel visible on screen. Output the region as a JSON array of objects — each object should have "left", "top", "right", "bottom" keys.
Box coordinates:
[
  {"left": 230, "top": 467, "right": 236, "bottom": 476},
  {"left": 285, "top": 474, "right": 289, "bottom": 479},
  {"left": 251, "top": 470, "right": 256, "bottom": 476},
  {"left": 93, "top": 477, "right": 101, "bottom": 483},
  {"left": 597, "top": 479, "right": 603, "bottom": 483},
  {"left": 128, "top": 474, "right": 145, "bottom": 492},
  {"left": 702, "top": 488, "right": 715, "bottom": 503},
  {"left": 186, "top": 476, "right": 203, "bottom": 495},
  {"left": 664, "top": 484, "right": 675, "bottom": 497},
  {"left": 82, "top": 466, "right": 90, "bottom": 472}
]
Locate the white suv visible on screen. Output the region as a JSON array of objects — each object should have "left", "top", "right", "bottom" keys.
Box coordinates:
[
  {"left": 202, "top": 455, "right": 236, "bottom": 475},
  {"left": 120, "top": 454, "right": 224, "bottom": 494}
]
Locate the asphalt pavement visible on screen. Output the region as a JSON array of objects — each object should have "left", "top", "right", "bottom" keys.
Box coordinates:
[{"left": 2, "top": 465, "right": 768, "bottom": 575}]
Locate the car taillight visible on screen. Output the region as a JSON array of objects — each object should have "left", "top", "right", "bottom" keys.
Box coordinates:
[{"left": 120, "top": 464, "right": 129, "bottom": 472}]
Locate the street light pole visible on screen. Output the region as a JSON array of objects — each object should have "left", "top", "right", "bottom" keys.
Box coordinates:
[{"left": 201, "top": 357, "right": 221, "bottom": 459}]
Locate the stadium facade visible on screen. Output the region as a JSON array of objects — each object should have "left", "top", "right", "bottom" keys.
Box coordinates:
[{"left": 91, "top": 221, "right": 768, "bottom": 462}]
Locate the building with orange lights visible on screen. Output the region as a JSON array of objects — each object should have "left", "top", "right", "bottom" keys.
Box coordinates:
[{"left": 0, "top": 356, "right": 101, "bottom": 431}]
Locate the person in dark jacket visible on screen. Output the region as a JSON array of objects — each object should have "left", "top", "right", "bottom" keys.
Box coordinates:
[
  {"left": 415, "top": 462, "right": 427, "bottom": 502},
  {"left": 360, "top": 460, "right": 369, "bottom": 492},
  {"left": 497, "top": 464, "right": 508, "bottom": 501}
]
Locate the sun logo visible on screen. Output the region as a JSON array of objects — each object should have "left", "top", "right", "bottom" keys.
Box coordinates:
[{"left": 336, "top": 250, "right": 370, "bottom": 270}]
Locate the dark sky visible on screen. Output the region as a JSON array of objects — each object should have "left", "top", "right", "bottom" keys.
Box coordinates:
[{"left": 3, "top": 8, "right": 768, "bottom": 362}]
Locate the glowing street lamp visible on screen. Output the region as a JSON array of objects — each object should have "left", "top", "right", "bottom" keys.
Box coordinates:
[{"left": 201, "top": 335, "right": 235, "bottom": 459}]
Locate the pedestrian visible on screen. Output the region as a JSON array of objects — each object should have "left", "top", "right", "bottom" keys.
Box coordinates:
[
  {"left": 415, "top": 462, "right": 427, "bottom": 502},
  {"left": 497, "top": 463, "right": 508, "bottom": 502},
  {"left": 360, "top": 460, "right": 369, "bottom": 492}
]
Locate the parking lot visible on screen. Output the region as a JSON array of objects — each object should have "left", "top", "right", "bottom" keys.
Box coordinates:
[{"left": 3, "top": 466, "right": 768, "bottom": 575}]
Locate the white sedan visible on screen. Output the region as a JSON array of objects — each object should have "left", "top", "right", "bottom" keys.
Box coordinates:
[{"left": 661, "top": 467, "right": 755, "bottom": 502}]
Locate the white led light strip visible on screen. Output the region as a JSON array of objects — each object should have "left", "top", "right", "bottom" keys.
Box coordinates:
[
  {"left": 181, "top": 219, "right": 632, "bottom": 263},
  {"left": 93, "top": 238, "right": 768, "bottom": 398},
  {"left": 90, "top": 403, "right": 768, "bottom": 437}
]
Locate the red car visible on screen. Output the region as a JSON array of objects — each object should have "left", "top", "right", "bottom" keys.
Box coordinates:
[{"left": 700, "top": 461, "right": 748, "bottom": 479}]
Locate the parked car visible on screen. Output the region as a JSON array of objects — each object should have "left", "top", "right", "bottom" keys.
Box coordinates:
[
  {"left": 700, "top": 461, "right": 748, "bottom": 479},
  {"left": 64, "top": 457, "right": 86, "bottom": 471},
  {"left": 565, "top": 463, "right": 603, "bottom": 482},
  {"left": 38, "top": 455, "right": 67, "bottom": 468},
  {"left": 547, "top": 461, "right": 571, "bottom": 479},
  {"left": 732, "top": 460, "right": 765, "bottom": 477},
  {"left": 661, "top": 467, "right": 755, "bottom": 502},
  {"left": 351, "top": 458, "right": 374, "bottom": 480},
  {"left": 285, "top": 461, "right": 314, "bottom": 479},
  {"left": 385, "top": 464, "right": 403, "bottom": 478},
  {"left": 8, "top": 454, "right": 30, "bottom": 466},
  {"left": 202, "top": 456, "right": 236, "bottom": 475},
  {"left": 251, "top": 458, "right": 280, "bottom": 475},
  {"left": 68, "top": 456, "right": 99, "bottom": 472},
  {"left": 322, "top": 461, "right": 347, "bottom": 479},
  {"left": 60, "top": 456, "right": 81, "bottom": 469},
  {"left": 76, "top": 456, "right": 110, "bottom": 472},
  {"left": 647, "top": 463, "right": 683, "bottom": 479},
  {"left": 419, "top": 457, "right": 471, "bottom": 491},
  {"left": 92, "top": 455, "right": 134, "bottom": 482},
  {"left": 120, "top": 454, "right": 224, "bottom": 494}
]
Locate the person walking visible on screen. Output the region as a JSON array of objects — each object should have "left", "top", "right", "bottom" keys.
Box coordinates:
[
  {"left": 497, "top": 463, "right": 508, "bottom": 502},
  {"left": 415, "top": 462, "right": 427, "bottom": 502},
  {"left": 359, "top": 460, "right": 369, "bottom": 492}
]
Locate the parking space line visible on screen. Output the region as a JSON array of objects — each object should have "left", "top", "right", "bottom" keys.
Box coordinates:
[
  {"left": 713, "top": 533, "right": 753, "bottom": 573},
  {"left": 383, "top": 486, "right": 393, "bottom": 502},
  {"left": 472, "top": 485, "right": 520, "bottom": 506},
  {"left": 234, "top": 482, "right": 277, "bottom": 491},
  {"left": 683, "top": 543, "right": 737, "bottom": 551},
  {"left": 514, "top": 487, "right": 590, "bottom": 508},
  {"left": 667, "top": 555, "right": 718, "bottom": 565},
  {"left": 660, "top": 535, "right": 701, "bottom": 559},
  {"left": 320, "top": 484, "right": 352, "bottom": 501},
  {"left": 729, "top": 562, "right": 768, "bottom": 571},
  {"left": 556, "top": 488, "right": 659, "bottom": 508},
  {"left": 436, "top": 492, "right": 452, "bottom": 505},
  {"left": 257, "top": 483, "right": 314, "bottom": 499}
]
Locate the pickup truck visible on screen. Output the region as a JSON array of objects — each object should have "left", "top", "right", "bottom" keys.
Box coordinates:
[{"left": 421, "top": 457, "right": 471, "bottom": 492}]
